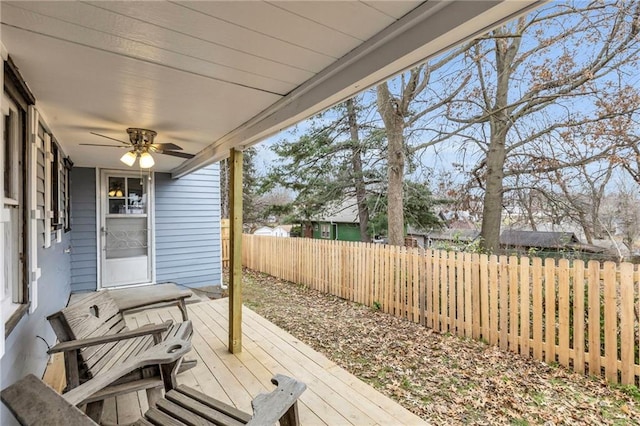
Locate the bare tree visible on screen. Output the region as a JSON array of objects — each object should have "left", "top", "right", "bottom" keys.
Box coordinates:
[
  {"left": 376, "top": 48, "right": 471, "bottom": 246},
  {"left": 614, "top": 183, "right": 640, "bottom": 253},
  {"left": 444, "top": 1, "right": 640, "bottom": 252},
  {"left": 346, "top": 98, "right": 372, "bottom": 242}
]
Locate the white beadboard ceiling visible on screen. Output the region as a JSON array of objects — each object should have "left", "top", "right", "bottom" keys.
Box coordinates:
[{"left": 0, "top": 1, "right": 541, "bottom": 175}]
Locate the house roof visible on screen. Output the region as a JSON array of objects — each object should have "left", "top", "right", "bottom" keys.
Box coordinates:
[
  {"left": 500, "top": 230, "right": 580, "bottom": 248},
  {"left": 500, "top": 230, "right": 607, "bottom": 253},
  {"left": 1, "top": 1, "right": 540, "bottom": 175},
  {"left": 428, "top": 229, "right": 480, "bottom": 242},
  {"left": 312, "top": 199, "right": 360, "bottom": 224},
  {"left": 275, "top": 225, "right": 293, "bottom": 232}
]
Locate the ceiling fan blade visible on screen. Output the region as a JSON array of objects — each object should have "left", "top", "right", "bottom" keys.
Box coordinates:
[
  {"left": 151, "top": 142, "right": 183, "bottom": 151},
  {"left": 79, "top": 143, "right": 130, "bottom": 148},
  {"left": 159, "top": 151, "right": 195, "bottom": 159},
  {"left": 90, "top": 132, "right": 130, "bottom": 146}
]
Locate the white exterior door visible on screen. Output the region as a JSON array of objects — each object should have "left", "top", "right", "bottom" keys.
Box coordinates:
[{"left": 100, "top": 171, "right": 152, "bottom": 288}]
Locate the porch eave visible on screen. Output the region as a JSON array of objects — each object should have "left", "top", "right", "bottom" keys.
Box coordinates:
[{"left": 170, "top": 0, "right": 543, "bottom": 178}]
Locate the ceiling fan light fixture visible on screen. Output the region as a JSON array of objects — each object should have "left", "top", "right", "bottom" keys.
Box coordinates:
[
  {"left": 139, "top": 152, "right": 155, "bottom": 169},
  {"left": 120, "top": 151, "right": 137, "bottom": 167}
]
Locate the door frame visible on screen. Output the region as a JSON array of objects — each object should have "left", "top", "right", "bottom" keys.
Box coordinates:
[{"left": 96, "top": 169, "right": 156, "bottom": 290}]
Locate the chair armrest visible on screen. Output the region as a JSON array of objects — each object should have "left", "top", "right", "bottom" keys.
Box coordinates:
[
  {"left": 63, "top": 337, "right": 192, "bottom": 406},
  {"left": 1, "top": 375, "right": 97, "bottom": 426},
  {"left": 48, "top": 321, "right": 172, "bottom": 354},
  {"left": 118, "top": 294, "right": 190, "bottom": 313},
  {"left": 247, "top": 375, "right": 307, "bottom": 426}
]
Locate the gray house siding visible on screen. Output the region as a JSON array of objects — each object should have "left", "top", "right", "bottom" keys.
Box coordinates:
[
  {"left": 70, "top": 167, "right": 97, "bottom": 292},
  {"left": 68, "top": 166, "right": 221, "bottom": 291},
  {"left": 1, "top": 233, "right": 71, "bottom": 426},
  {"left": 155, "top": 164, "right": 221, "bottom": 288}
]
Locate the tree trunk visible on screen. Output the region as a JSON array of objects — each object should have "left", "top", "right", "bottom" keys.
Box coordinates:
[
  {"left": 479, "top": 32, "right": 519, "bottom": 253},
  {"left": 386, "top": 129, "right": 405, "bottom": 246},
  {"left": 346, "top": 99, "right": 371, "bottom": 242},
  {"left": 376, "top": 84, "right": 406, "bottom": 246},
  {"left": 480, "top": 128, "right": 507, "bottom": 253}
]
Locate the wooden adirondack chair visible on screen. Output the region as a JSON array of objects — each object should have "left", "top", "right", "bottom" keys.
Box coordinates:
[
  {"left": 46, "top": 291, "right": 196, "bottom": 422},
  {"left": 2, "top": 337, "right": 307, "bottom": 426}
]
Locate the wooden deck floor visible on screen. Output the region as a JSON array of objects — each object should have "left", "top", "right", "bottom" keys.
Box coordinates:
[{"left": 101, "top": 299, "right": 427, "bottom": 425}]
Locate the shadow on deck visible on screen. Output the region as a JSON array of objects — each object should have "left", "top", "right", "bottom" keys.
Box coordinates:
[{"left": 98, "top": 299, "right": 426, "bottom": 425}]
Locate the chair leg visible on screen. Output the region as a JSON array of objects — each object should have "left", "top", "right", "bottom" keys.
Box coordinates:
[
  {"left": 178, "top": 359, "right": 197, "bottom": 374},
  {"left": 146, "top": 387, "right": 163, "bottom": 408},
  {"left": 158, "top": 358, "right": 183, "bottom": 393},
  {"left": 85, "top": 400, "right": 104, "bottom": 424},
  {"left": 278, "top": 402, "right": 301, "bottom": 426}
]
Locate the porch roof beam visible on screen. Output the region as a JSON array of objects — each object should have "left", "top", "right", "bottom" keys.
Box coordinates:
[{"left": 171, "top": 0, "right": 542, "bottom": 178}]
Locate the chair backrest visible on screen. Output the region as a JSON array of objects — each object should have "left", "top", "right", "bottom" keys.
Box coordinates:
[{"left": 47, "top": 292, "right": 129, "bottom": 379}]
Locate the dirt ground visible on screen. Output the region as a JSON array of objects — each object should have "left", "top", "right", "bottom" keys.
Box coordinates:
[{"left": 239, "top": 268, "right": 640, "bottom": 425}]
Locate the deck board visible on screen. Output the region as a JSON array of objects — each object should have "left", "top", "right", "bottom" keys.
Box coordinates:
[{"left": 101, "top": 299, "right": 427, "bottom": 425}]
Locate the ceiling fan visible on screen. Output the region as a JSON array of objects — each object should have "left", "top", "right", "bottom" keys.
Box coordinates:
[{"left": 80, "top": 128, "right": 195, "bottom": 168}]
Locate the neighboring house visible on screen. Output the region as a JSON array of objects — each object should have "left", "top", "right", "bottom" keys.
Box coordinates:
[
  {"left": 253, "top": 226, "right": 275, "bottom": 236},
  {"left": 273, "top": 225, "right": 292, "bottom": 237},
  {"left": 500, "top": 230, "right": 607, "bottom": 255},
  {"left": 427, "top": 229, "right": 481, "bottom": 249},
  {"left": 418, "top": 228, "right": 607, "bottom": 256},
  {"left": 253, "top": 225, "right": 291, "bottom": 237},
  {"left": 310, "top": 199, "right": 361, "bottom": 242}
]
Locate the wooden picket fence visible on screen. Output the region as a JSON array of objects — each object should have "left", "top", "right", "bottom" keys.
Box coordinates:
[
  {"left": 221, "top": 219, "right": 230, "bottom": 268},
  {"left": 240, "top": 235, "right": 640, "bottom": 386}
]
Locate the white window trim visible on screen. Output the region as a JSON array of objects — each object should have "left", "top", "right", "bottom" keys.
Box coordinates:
[
  {"left": 320, "top": 224, "right": 331, "bottom": 239},
  {"left": 2, "top": 94, "right": 23, "bottom": 321}
]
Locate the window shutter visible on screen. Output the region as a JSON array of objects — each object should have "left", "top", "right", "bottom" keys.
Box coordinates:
[
  {"left": 28, "top": 106, "right": 41, "bottom": 313},
  {"left": 43, "top": 132, "right": 52, "bottom": 248}
]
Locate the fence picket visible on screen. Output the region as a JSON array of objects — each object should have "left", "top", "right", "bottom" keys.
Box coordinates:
[
  {"left": 532, "top": 257, "right": 543, "bottom": 361},
  {"left": 464, "top": 252, "right": 473, "bottom": 338},
  {"left": 419, "top": 251, "right": 426, "bottom": 325},
  {"left": 544, "top": 258, "right": 556, "bottom": 364},
  {"left": 499, "top": 256, "right": 509, "bottom": 351},
  {"left": 489, "top": 255, "right": 499, "bottom": 346},
  {"left": 412, "top": 250, "right": 420, "bottom": 323},
  {"left": 441, "top": 251, "right": 449, "bottom": 333},
  {"left": 457, "top": 252, "right": 465, "bottom": 336},
  {"left": 520, "top": 257, "right": 530, "bottom": 357},
  {"left": 573, "top": 260, "right": 585, "bottom": 375},
  {"left": 509, "top": 256, "right": 519, "bottom": 353},
  {"left": 588, "top": 260, "right": 602, "bottom": 376},
  {"left": 620, "top": 262, "right": 635, "bottom": 385},
  {"left": 472, "top": 253, "right": 481, "bottom": 339},
  {"left": 480, "top": 254, "right": 489, "bottom": 341},
  {"left": 432, "top": 250, "right": 440, "bottom": 331},
  {"left": 603, "top": 262, "right": 618, "bottom": 382},
  {"left": 558, "top": 259, "right": 570, "bottom": 368}
]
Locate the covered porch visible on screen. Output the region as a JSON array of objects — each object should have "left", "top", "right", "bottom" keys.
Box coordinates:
[
  {"left": 2, "top": 1, "right": 543, "bottom": 424},
  {"left": 96, "top": 298, "right": 425, "bottom": 425}
]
